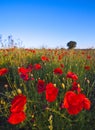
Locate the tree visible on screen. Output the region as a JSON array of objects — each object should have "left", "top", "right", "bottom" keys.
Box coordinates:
[{"left": 67, "top": 41, "right": 77, "bottom": 49}]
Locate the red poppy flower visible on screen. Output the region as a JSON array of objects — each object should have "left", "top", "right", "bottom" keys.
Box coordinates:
[
  {"left": 0, "top": 68, "right": 8, "bottom": 76},
  {"left": 20, "top": 73, "right": 29, "bottom": 81},
  {"left": 63, "top": 91, "right": 91, "bottom": 115},
  {"left": 33, "top": 64, "right": 42, "bottom": 70},
  {"left": 31, "top": 49, "right": 36, "bottom": 54},
  {"left": 8, "top": 111, "right": 26, "bottom": 125},
  {"left": 83, "top": 97, "right": 91, "bottom": 110},
  {"left": 37, "top": 79, "right": 46, "bottom": 94},
  {"left": 10, "top": 94, "right": 27, "bottom": 113},
  {"left": 27, "top": 64, "right": 33, "bottom": 72},
  {"left": 18, "top": 67, "right": 32, "bottom": 81},
  {"left": 84, "top": 66, "right": 90, "bottom": 70},
  {"left": 18, "top": 67, "right": 31, "bottom": 74},
  {"left": 53, "top": 68, "right": 63, "bottom": 75},
  {"left": 71, "top": 81, "right": 81, "bottom": 93},
  {"left": 58, "top": 55, "right": 62, "bottom": 60},
  {"left": 66, "top": 71, "right": 78, "bottom": 80},
  {"left": 41, "top": 56, "right": 49, "bottom": 62},
  {"left": 18, "top": 67, "right": 28, "bottom": 74},
  {"left": 87, "top": 55, "right": 91, "bottom": 59},
  {"left": 60, "top": 64, "right": 64, "bottom": 68},
  {"left": 46, "top": 83, "right": 58, "bottom": 102},
  {"left": 81, "top": 52, "right": 85, "bottom": 55}
]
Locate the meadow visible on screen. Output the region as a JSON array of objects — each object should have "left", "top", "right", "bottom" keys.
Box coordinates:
[{"left": 0, "top": 48, "right": 95, "bottom": 130}]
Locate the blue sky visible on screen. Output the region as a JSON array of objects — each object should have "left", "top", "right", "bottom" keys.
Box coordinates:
[{"left": 0, "top": 0, "right": 95, "bottom": 48}]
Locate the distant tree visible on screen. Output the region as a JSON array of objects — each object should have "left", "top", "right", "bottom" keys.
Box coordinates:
[{"left": 67, "top": 41, "right": 77, "bottom": 49}]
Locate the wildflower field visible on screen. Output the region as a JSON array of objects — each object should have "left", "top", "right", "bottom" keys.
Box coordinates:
[{"left": 0, "top": 48, "right": 95, "bottom": 130}]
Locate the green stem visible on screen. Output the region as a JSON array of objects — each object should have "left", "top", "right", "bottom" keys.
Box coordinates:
[
  {"left": 5, "top": 75, "right": 12, "bottom": 89},
  {"left": 48, "top": 108, "right": 72, "bottom": 122}
]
